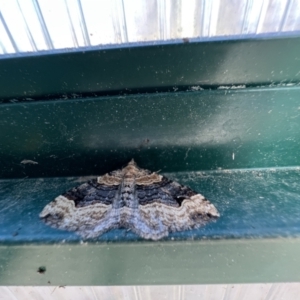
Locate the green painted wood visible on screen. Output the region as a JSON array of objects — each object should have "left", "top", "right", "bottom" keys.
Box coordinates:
[
  {"left": 0, "top": 87, "right": 299, "bottom": 178},
  {"left": 0, "top": 35, "right": 300, "bottom": 101},
  {"left": 1, "top": 238, "right": 300, "bottom": 285}
]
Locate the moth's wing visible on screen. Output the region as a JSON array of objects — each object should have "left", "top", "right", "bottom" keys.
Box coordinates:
[
  {"left": 136, "top": 176, "right": 196, "bottom": 206},
  {"left": 39, "top": 178, "right": 121, "bottom": 237},
  {"left": 62, "top": 178, "right": 120, "bottom": 207},
  {"left": 126, "top": 209, "right": 169, "bottom": 241},
  {"left": 136, "top": 175, "right": 219, "bottom": 239}
]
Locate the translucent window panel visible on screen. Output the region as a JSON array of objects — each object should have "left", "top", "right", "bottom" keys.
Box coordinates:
[
  {"left": 257, "top": 0, "right": 289, "bottom": 33},
  {"left": 162, "top": 0, "right": 220, "bottom": 39},
  {"left": 1, "top": 1, "right": 35, "bottom": 52},
  {"left": 0, "top": 0, "right": 300, "bottom": 55},
  {"left": 216, "top": 0, "right": 248, "bottom": 36},
  {"left": 281, "top": 0, "right": 300, "bottom": 32},
  {"left": 0, "top": 15, "right": 16, "bottom": 54},
  {"left": 80, "top": 0, "right": 126, "bottom": 45},
  {"left": 200, "top": 0, "right": 220, "bottom": 37},
  {"left": 3, "top": 0, "right": 51, "bottom": 51},
  {"left": 36, "top": 0, "right": 77, "bottom": 49},
  {"left": 241, "top": 1, "right": 265, "bottom": 34},
  {"left": 63, "top": 0, "right": 91, "bottom": 47},
  {"left": 123, "top": 0, "right": 159, "bottom": 42}
]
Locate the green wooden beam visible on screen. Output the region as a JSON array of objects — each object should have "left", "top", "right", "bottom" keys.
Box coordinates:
[
  {"left": 0, "top": 87, "right": 300, "bottom": 178},
  {"left": 1, "top": 238, "right": 300, "bottom": 285},
  {"left": 0, "top": 35, "right": 300, "bottom": 101}
]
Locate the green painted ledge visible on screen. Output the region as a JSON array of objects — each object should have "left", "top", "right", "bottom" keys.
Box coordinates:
[
  {"left": 0, "top": 34, "right": 300, "bottom": 101},
  {"left": 1, "top": 86, "right": 300, "bottom": 178},
  {"left": 1, "top": 238, "right": 300, "bottom": 285},
  {"left": 1, "top": 167, "right": 300, "bottom": 285}
]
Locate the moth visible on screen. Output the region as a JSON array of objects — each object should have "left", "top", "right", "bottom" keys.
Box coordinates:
[{"left": 40, "top": 160, "right": 219, "bottom": 240}]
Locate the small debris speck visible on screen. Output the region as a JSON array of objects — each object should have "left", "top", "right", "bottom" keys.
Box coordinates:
[
  {"left": 21, "top": 159, "right": 38, "bottom": 165},
  {"left": 37, "top": 266, "right": 46, "bottom": 274}
]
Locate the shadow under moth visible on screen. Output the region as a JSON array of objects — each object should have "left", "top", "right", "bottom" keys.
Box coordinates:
[{"left": 40, "top": 160, "right": 219, "bottom": 240}]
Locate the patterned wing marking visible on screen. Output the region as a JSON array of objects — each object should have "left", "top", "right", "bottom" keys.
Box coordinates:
[
  {"left": 136, "top": 176, "right": 197, "bottom": 207},
  {"left": 63, "top": 179, "right": 119, "bottom": 207},
  {"left": 138, "top": 194, "right": 220, "bottom": 239},
  {"left": 39, "top": 178, "right": 120, "bottom": 234}
]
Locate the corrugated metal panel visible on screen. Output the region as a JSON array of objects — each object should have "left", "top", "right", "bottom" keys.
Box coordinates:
[{"left": 0, "top": 0, "right": 300, "bottom": 55}]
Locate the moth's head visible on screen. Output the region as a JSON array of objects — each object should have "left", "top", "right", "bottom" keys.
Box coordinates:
[
  {"left": 123, "top": 159, "right": 139, "bottom": 174},
  {"left": 127, "top": 159, "right": 137, "bottom": 167}
]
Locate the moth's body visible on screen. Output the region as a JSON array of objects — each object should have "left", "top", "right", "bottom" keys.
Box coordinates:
[
  {"left": 40, "top": 160, "right": 219, "bottom": 240},
  {"left": 116, "top": 165, "right": 139, "bottom": 209}
]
